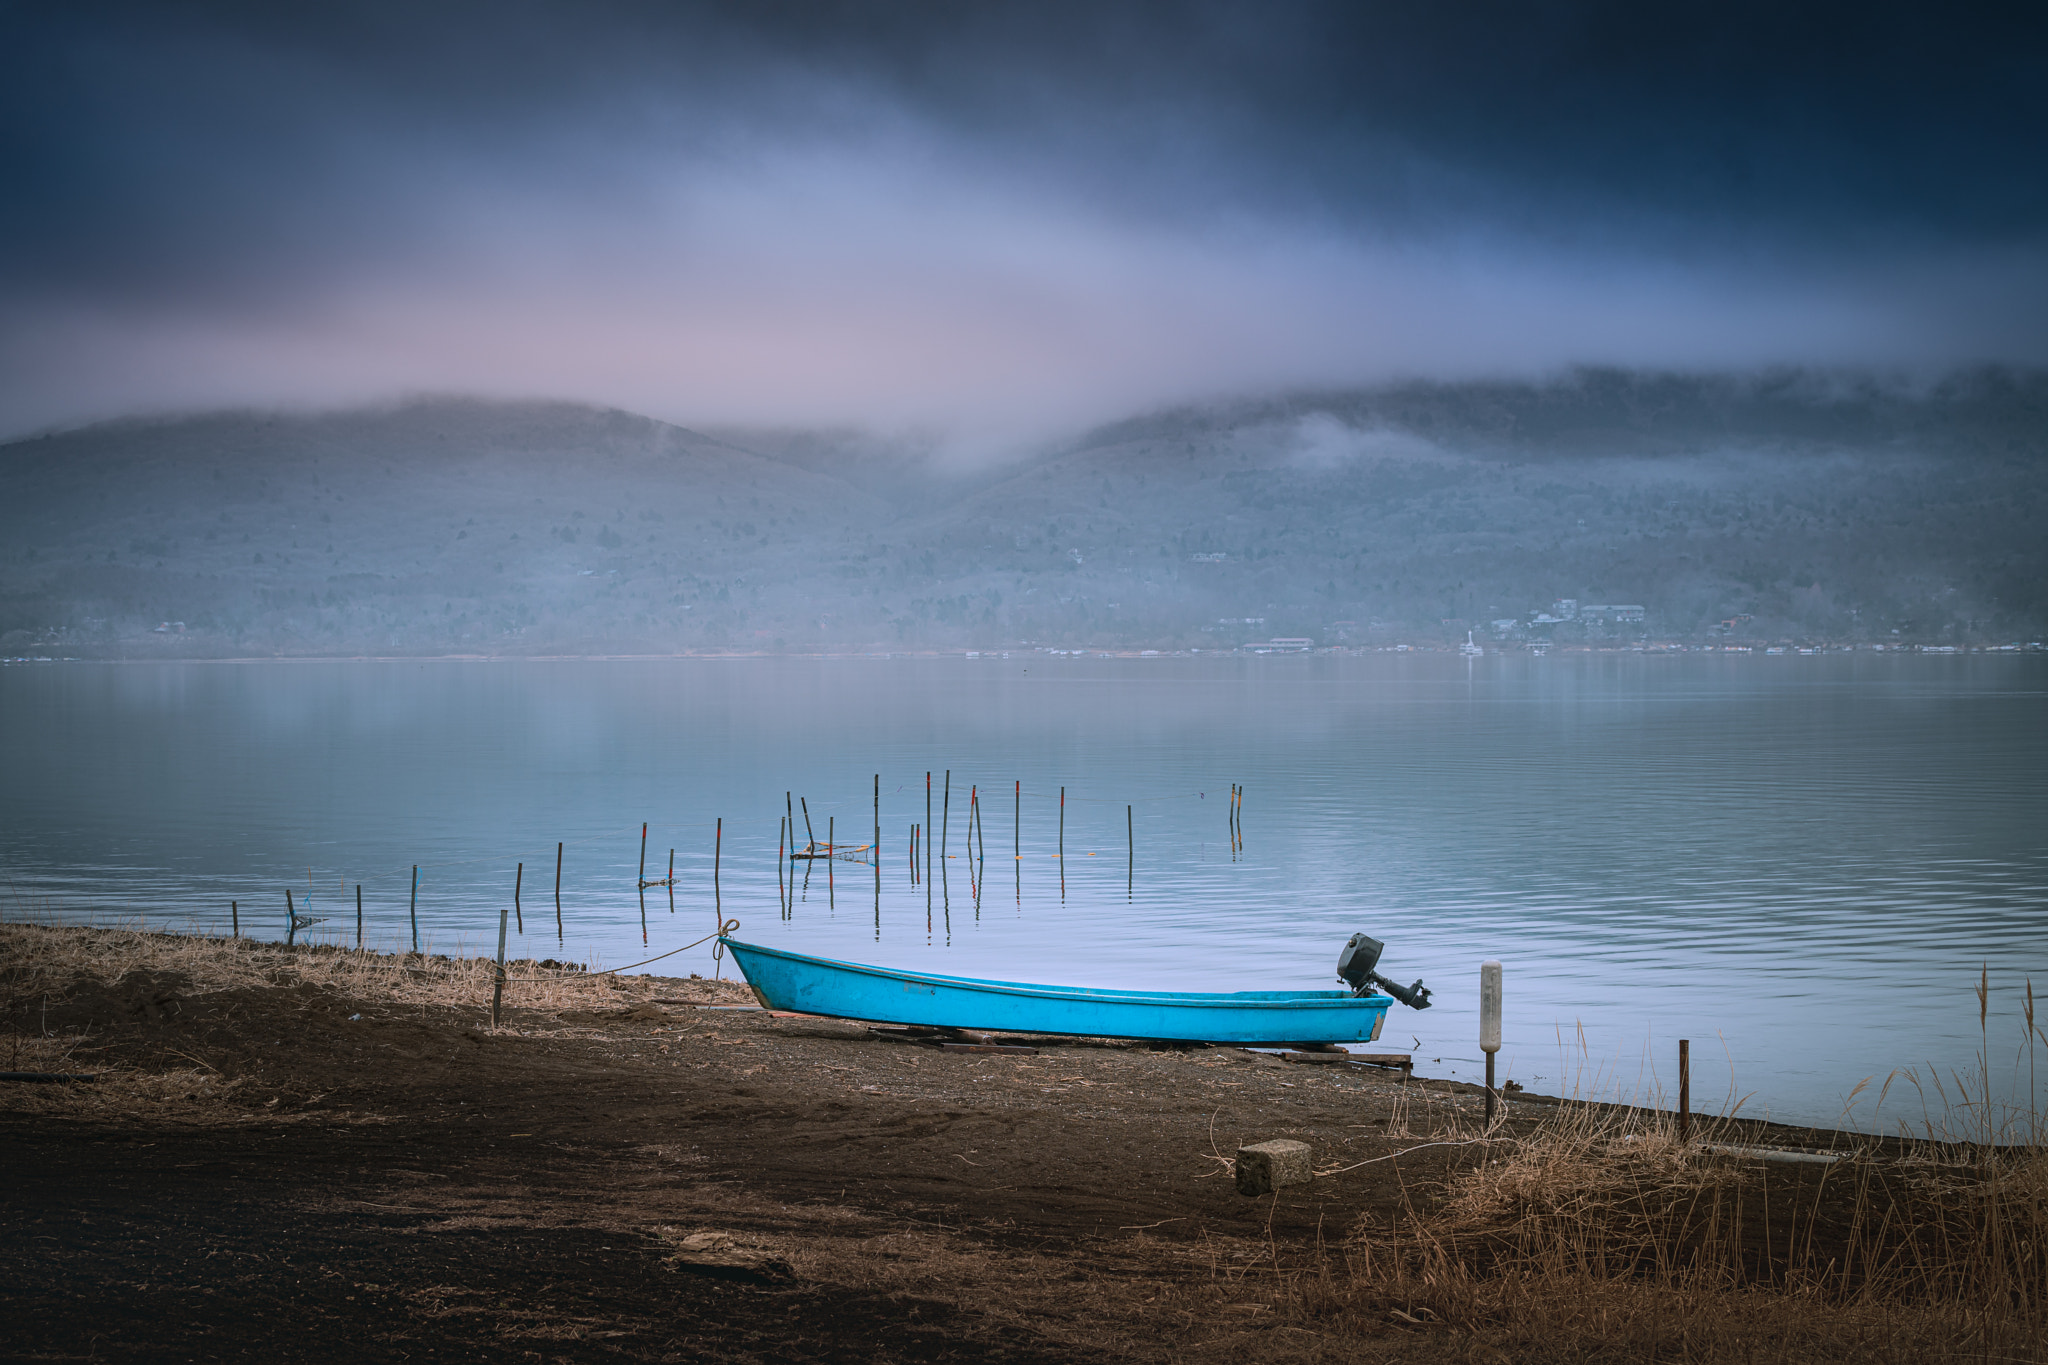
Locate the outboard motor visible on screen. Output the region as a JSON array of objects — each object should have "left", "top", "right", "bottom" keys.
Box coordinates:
[{"left": 1337, "top": 933, "right": 1432, "bottom": 1010}]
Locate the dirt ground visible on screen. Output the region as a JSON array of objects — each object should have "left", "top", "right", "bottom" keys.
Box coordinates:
[{"left": 2, "top": 936, "right": 1870, "bottom": 1364}]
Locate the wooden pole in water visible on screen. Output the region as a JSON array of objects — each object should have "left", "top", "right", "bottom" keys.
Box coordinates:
[
  {"left": 828, "top": 816, "right": 834, "bottom": 907},
  {"left": 941, "top": 770, "right": 950, "bottom": 868},
  {"left": 231, "top": 899, "right": 239, "bottom": 939},
  {"left": 409, "top": 865, "right": 419, "bottom": 954},
  {"left": 286, "top": 888, "right": 296, "bottom": 946},
  {"left": 491, "top": 895, "right": 510, "bottom": 1026},
  {"left": 713, "top": 817, "right": 722, "bottom": 916},
  {"left": 667, "top": 849, "right": 675, "bottom": 907},
  {"left": 513, "top": 862, "right": 524, "bottom": 934},
  {"left": 800, "top": 797, "right": 816, "bottom": 852},
  {"left": 925, "top": 772, "right": 932, "bottom": 886},
  {"left": 778, "top": 816, "right": 787, "bottom": 911},
  {"left": 638, "top": 822, "right": 648, "bottom": 887},
  {"left": 786, "top": 792, "right": 795, "bottom": 862},
  {"left": 1679, "top": 1039, "right": 1691, "bottom": 1144},
  {"left": 873, "top": 774, "right": 881, "bottom": 891},
  {"left": 1127, "top": 804, "right": 1133, "bottom": 898},
  {"left": 356, "top": 884, "right": 363, "bottom": 950},
  {"left": 554, "top": 841, "right": 564, "bottom": 943}
]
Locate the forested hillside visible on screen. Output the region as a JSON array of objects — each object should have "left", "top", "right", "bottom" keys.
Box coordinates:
[{"left": 3, "top": 370, "right": 2043, "bottom": 655}]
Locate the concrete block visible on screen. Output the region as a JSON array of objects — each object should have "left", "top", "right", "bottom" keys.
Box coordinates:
[{"left": 1235, "top": 1139, "right": 1313, "bottom": 1196}]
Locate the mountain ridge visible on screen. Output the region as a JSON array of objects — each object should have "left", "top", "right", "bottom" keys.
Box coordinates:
[{"left": 5, "top": 372, "right": 2044, "bottom": 656}]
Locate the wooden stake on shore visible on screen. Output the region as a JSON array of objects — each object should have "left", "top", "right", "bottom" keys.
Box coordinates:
[
  {"left": 554, "top": 842, "right": 564, "bottom": 944},
  {"left": 356, "top": 883, "right": 363, "bottom": 950},
  {"left": 514, "top": 862, "right": 524, "bottom": 935},
  {"left": 231, "top": 899, "right": 238, "bottom": 938},
  {"left": 491, "top": 893, "right": 510, "bottom": 1027},
  {"left": 409, "top": 865, "right": 419, "bottom": 954},
  {"left": 1679, "top": 1039, "right": 1691, "bottom": 1143}
]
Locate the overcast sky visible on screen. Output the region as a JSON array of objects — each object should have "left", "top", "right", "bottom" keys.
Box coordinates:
[{"left": 4, "top": 0, "right": 2045, "bottom": 447}]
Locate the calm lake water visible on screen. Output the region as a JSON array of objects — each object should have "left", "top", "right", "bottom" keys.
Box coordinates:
[{"left": 4, "top": 653, "right": 2044, "bottom": 1132}]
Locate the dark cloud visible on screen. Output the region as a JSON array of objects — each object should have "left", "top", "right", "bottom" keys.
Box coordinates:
[{"left": 3, "top": 0, "right": 2044, "bottom": 443}]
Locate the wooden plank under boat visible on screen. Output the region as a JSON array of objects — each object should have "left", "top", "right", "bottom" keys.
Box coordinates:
[{"left": 718, "top": 938, "right": 1393, "bottom": 1045}]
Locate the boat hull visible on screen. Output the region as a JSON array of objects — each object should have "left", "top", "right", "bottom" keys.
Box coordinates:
[{"left": 719, "top": 939, "right": 1391, "bottom": 1045}]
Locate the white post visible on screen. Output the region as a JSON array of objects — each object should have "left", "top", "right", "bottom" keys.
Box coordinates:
[{"left": 1480, "top": 959, "right": 1503, "bottom": 1122}]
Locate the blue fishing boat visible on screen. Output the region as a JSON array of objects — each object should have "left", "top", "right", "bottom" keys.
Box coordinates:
[{"left": 717, "top": 933, "right": 1430, "bottom": 1045}]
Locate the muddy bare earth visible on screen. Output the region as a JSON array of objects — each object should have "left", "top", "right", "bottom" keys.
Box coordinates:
[{"left": 2, "top": 940, "right": 1872, "bottom": 1364}]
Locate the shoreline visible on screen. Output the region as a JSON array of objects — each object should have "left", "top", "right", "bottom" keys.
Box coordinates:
[{"left": 8, "top": 922, "right": 2036, "bottom": 1362}]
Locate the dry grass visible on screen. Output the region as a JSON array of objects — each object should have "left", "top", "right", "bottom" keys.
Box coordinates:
[
  {"left": 1289, "top": 986, "right": 2048, "bottom": 1364},
  {"left": 0, "top": 919, "right": 749, "bottom": 1017}
]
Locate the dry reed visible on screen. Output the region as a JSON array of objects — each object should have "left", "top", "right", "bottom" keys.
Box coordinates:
[{"left": 1302, "top": 984, "right": 2048, "bottom": 1364}]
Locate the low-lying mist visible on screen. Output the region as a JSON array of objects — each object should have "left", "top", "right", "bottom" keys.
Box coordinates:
[{"left": 3, "top": 369, "right": 2043, "bottom": 657}]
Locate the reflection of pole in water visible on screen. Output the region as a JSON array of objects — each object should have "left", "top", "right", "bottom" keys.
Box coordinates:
[{"left": 637, "top": 884, "right": 648, "bottom": 945}]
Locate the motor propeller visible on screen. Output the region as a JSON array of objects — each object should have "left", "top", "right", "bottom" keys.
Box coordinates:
[{"left": 1336, "top": 933, "right": 1432, "bottom": 1010}]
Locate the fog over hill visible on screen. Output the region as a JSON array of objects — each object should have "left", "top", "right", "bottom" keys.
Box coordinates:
[{"left": 3, "top": 370, "right": 2044, "bottom": 656}]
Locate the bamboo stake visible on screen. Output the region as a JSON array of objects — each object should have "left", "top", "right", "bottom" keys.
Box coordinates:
[
  {"left": 491, "top": 894, "right": 510, "bottom": 1026},
  {"left": 1679, "top": 1039, "right": 1692, "bottom": 1143}
]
